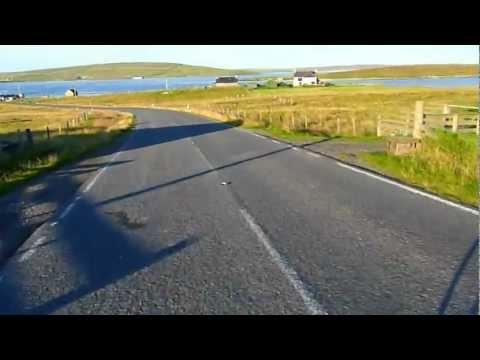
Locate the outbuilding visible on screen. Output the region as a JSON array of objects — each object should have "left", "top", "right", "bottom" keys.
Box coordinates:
[
  {"left": 215, "top": 76, "right": 239, "bottom": 87},
  {"left": 65, "top": 88, "right": 79, "bottom": 97}
]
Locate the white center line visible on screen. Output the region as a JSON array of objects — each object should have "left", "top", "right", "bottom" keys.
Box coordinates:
[
  {"left": 239, "top": 208, "right": 328, "bottom": 315},
  {"left": 83, "top": 163, "right": 108, "bottom": 193},
  {"left": 337, "top": 162, "right": 479, "bottom": 215},
  {"left": 189, "top": 137, "right": 327, "bottom": 315},
  {"left": 58, "top": 202, "right": 76, "bottom": 220},
  {"left": 82, "top": 132, "right": 132, "bottom": 194},
  {"left": 19, "top": 236, "right": 47, "bottom": 263}
]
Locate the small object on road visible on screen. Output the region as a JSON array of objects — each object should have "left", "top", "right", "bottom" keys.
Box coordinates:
[{"left": 221, "top": 181, "right": 232, "bottom": 185}]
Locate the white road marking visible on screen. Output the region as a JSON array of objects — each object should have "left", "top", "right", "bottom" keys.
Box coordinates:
[
  {"left": 336, "top": 162, "right": 479, "bottom": 215},
  {"left": 272, "top": 140, "right": 281, "bottom": 144},
  {"left": 292, "top": 147, "right": 299, "bottom": 151},
  {"left": 189, "top": 137, "right": 327, "bottom": 315},
  {"left": 58, "top": 202, "right": 76, "bottom": 220},
  {"left": 19, "top": 236, "right": 47, "bottom": 263},
  {"left": 83, "top": 166, "right": 108, "bottom": 193},
  {"left": 82, "top": 138, "right": 129, "bottom": 193},
  {"left": 307, "top": 151, "right": 320, "bottom": 158},
  {"left": 239, "top": 208, "right": 328, "bottom": 315}
]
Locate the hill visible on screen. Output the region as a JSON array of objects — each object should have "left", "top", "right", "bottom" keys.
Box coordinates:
[
  {"left": 0, "top": 62, "right": 257, "bottom": 81},
  {"left": 320, "top": 64, "right": 479, "bottom": 79}
]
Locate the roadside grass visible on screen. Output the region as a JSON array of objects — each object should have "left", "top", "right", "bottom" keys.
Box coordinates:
[
  {"left": 360, "top": 131, "right": 478, "bottom": 206},
  {"left": 0, "top": 104, "right": 134, "bottom": 195}
]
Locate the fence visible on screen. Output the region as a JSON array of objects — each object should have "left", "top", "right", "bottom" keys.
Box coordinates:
[
  {"left": 0, "top": 111, "right": 91, "bottom": 152},
  {"left": 377, "top": 101, "right": 479, "bottom": 139}
]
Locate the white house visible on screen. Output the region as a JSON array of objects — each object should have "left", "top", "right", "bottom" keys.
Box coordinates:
[{"left": 293, "top": 70, "right": 318, "bottom": 87}]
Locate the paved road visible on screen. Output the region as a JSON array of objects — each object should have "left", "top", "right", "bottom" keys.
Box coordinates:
[{"left": 0, "top": 109, "right": 477, "bottom": 314}]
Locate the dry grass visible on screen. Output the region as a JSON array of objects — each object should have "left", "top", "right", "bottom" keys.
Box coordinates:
[
  {"left": 0, "top": 104, "right": 134, "bottom": 195},
  {"left": 40, "top": 86, "right": 478, "bottom": 138}
]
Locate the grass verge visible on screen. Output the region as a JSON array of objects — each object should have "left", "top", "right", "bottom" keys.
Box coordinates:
[
  {"left": 360, "top": 132, "right": 478, "bottom": 206},
  {"left": 0, "top": 105, "right": 134, "bottom": 195}
]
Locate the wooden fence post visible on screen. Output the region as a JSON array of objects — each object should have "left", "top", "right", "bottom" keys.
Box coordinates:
[
  {"left": 443, "top": 104, "right": 451, "bottom": 130},
  {"left": 46, "top": 126, "right": 50, "bottom": 140},
  {"left": 25, "top": 129, "right": 33, "bottom": 146},
  {"left": 304, "top": 113, "right": 308, "bottom": 130},
  {"left": 58, "top": 124, "right": 62, "bottom": 135},
  {"left": 351, "top": 116, "right": 357, "bottom": 136},
  {"left": 377, "top": 122, "right": 382, "bottom": 137},
  {"left": 452, "top": 114, "right": 458, "bottom": 133},
  {"left": 413, "top": 101, "right": 424, "bottom": 139},
  {"left": 291, "top": 112, "right": 295, "bottom": 131},
  {"left": 336, "top": 118, "right": 341, "bottom": 135}
]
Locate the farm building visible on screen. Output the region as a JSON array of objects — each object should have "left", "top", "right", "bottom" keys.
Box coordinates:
[
  {"left": 293, "top": 70, "right": 319, "bottom": 87},
  {"left": 65, "top": 88, "right": 79, "bottom": 97},
  {"left": 0, "top": 94, "right": 22, "bottom": 102},
  {"left": 215, "top": 76, "right": 239, "bottom": 87}
]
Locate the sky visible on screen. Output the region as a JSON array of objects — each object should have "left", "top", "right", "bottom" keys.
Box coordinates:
[{"left": 0, "top": 45, "right": 477, "bottom": 72}]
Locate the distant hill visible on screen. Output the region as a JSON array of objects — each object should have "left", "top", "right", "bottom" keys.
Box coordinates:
[
  {"left": 248, "top": 65, "right": 386, "bottom": 73},
  {"left": 320, "top": 64, "right": 479, "bottom": 79},
  {"left": 0, "top": 62, "right": 257, "bottom": 81}
]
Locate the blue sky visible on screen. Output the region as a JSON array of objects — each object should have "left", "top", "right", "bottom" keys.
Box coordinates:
[{"left": 0, "top": 45, "right": 477, "bottom": 72}]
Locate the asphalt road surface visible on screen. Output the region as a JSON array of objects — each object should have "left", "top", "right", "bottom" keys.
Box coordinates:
[{"left": 0, "top": 108, "right": 478, "bottom": 315}]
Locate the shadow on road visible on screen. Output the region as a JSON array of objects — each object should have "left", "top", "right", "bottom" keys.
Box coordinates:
[
  {"left": 0, "top": 192, "right": 199, "bottom": 314},
  {"left": 0, "top": 112, "right": 239, "bottom": 267},
  {"left": 438, "top": 237, "right": 479, "bottom": 315},
  {"left": 0, "top": 111, "right": 243, "bottom": 314},
  {"left": 94, "top": 145, "right": 292, "bottom": 208}
]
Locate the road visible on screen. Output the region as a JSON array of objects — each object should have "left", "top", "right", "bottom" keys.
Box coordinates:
[{"left": 0, "top": 108, "right": 477, "bottom": 314}]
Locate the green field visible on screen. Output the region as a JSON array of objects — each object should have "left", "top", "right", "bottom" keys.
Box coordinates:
[
  {"left": 321, "top": 64, "right": 479, "bottom": 79},
  {"left": 361, "top": 132, "right": 478, "bottom": 206},
  {"left": 0, "top": 104, "right": 134, "bottom": 195},
  {"left": 0, "top": 62, "right": 256, "bottom": 81}
]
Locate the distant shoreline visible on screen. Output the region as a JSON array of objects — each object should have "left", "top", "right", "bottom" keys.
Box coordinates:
[{"left": 1, "top": 73, "right": 477, "bottom": 84}]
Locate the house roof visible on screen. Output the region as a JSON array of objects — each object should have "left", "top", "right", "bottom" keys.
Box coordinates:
[
  {"left": 294, "top": 71, "right": 317, "bottom": 78},
  {"left": 216, "top": 76, "right": 238, "bottom": 83}
]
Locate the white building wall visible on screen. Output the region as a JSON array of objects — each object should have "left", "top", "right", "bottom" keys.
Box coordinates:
[{"left": 293, "top": 76, "right": 317, "bottom": 87}]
